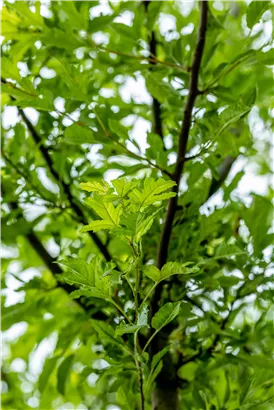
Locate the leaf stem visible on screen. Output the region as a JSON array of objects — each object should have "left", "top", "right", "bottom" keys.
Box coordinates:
[
  {"left": 142, "top": 329, "right": 160, "bottom": 355},
  {"left": 140, "top": 282, "right": 158, "bottom": 308},
  {"left": 109, "top": 299, "right": 132, "bottom": 324},
  {"left": 135, "top": 355, "right": 145, "bottom": 410}
]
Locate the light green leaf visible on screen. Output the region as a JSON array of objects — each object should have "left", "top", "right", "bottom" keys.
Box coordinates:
[
  {"left": 79, "top": 181, "right": 110, "bottom": 194},
  {"left": 143, "top": 265, "right": 161, "bottom": 282},
  {"left": 64, "top": 124, "right": 94, "bottom": 145},
  {"left": 81, "top": 195, "right": 122, "bottom": 232},
  {"left": 112, "top": 178, "right": 138, "bottom": 198},
  {"left": 80, "top": 219, "right": 120, "bottom": 233},
  {"left": 135, "top": 209, "right": 161, "bottom": 243},
  {"left": 152, "top": 302, "right": 181, "bottom": 331},
  {"left": 128, "top": 178, "right": 176, "bottom": 211},
  {"left": 57, "top": 354, "right": 74, "bottom": 395},
  {"left": 246, "top": 1, "right": 270, "bottom": 29}
]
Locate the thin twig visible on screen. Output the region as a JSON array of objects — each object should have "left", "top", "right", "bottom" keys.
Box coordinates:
[
  {"left": 89, "top": 38, "right": 188, "bottom": 73},
  {"left": 93, "top": 108, "right": 172, "bottom": 178}
]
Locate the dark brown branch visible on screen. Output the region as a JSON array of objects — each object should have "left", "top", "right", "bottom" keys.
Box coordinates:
[
  {"left": 156, "top": 1, "right": 208, "bottom": 269},
  {"left": 149, "top": 31, "right": 164, "bottom": 142},
  {"left": 22, "top": 110, "right": 111, "bottom": 261},
  {"left": 144, "top": 1, "right": 164, "bottom": 146}
]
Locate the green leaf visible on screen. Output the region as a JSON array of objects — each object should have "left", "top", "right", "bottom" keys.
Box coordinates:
[
  {"left": 64, "top": 124, "right": 94, "bottom": 145},
  {"left": 79, "top": 181, "right": 110, "bottom": 194},
  {"left": 69, "top": 287, "right": 107, "bottom": 300},
  {"left": 128, "top": 178, "right": 176, "bottom": 211},
  {"left": 214, "top": 243, "right": 246, "bottom": 259},
  {"left": 38, "top": 356, "right": 60, "bottom": 393},
  {"left": 217, "top": 105, "right": 251, "bottom": 137},
  {"left": 246, "top": 1, "right": 270, "bottom": 29},
  {"left": 80, "top": 219, "right": 120, "bottom": 233},
  {"left": 143, "top": 265, "right": 161, "bottom": 282},
  {"left": 81, "top": 195, "right": 122, "bottom": 232},
  {"left": 145, "top": 360, "right": 163, "bottom": 394},
  {"left": 151, "top": 302, "right": 181, "bottom": 331},
  {"left": 108, "top": 119, "right": 129, "bottom": 140},
  {"left": 244, "top": 195, "right": 273, "bottom": 256},
  {"left": 151, "top": 346, "right": 169, "bottom": 373},
  {"left": 57, "top": 354, "right": 74, "bottom": 395},
  {"left": 115, "top": 305, "right": 149, "bottom": 336},
  {"left": 178, "top": 362, "right": 199, "bottom": 382},
  {"left": 143, "top": 262, "right": 198, "bottom": 283},
  {"left": 147, "top": 1, "right": 162, "bottom": 29},
  {"left": 112, "top": 178, "right": 138, "bottom": 198},
  {"left": 90, "top": 320, "right": 124, "bottom": 347},
  {"left": 57, "top": 257, "right": 114, "bottom": 299}
]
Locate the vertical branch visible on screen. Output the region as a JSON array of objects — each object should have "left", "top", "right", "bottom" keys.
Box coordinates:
[
  {"left": 144, "top": 1, "right": 164, "bottom": 145},
  {"left": 147, "top": 5, "right": 209, "bottom": 408},
  {"left": 149, "top": 31, "right": 164, "bottom": 142},
  {"left": 157, "top": 1, "right": 208, "bottom": 269}
]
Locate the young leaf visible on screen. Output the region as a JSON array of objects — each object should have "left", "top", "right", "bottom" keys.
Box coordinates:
[
  {"left": 128, "top": 178, "right": 176, "bottom": 211},
  {"left": 112, "top": 178, "right": 138, "bottom": 198},
  {"left": 152, "top": 302, "right": 181, "bottom": 331},
  {"left": 81, "top": 195, "right": 122, "bottom": 232},
  {"left": 79, "top": 181, "right": 110, "bottom": 194}
]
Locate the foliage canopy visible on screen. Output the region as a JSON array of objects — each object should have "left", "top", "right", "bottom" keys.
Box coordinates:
[{"left": 1, "top": 1, "right": 273, "bottom": 410}]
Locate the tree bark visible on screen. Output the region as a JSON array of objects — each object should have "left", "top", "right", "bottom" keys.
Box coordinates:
[
  {"left": 152, "top": 387, "right": 179, "bottom": 410},
  {"left": 150, "top": 3, "right": 208, "bottom": 408}
]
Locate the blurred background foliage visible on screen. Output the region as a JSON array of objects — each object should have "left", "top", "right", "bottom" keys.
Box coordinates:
[{"left": 1, "top": 1, "right": 274, "bottom": 409}]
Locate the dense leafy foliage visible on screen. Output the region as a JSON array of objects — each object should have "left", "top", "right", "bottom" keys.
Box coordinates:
[{"left": 1, "top": 1, "right": 273, "bottom": 410}]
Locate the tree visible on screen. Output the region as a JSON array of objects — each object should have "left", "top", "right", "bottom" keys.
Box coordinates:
[{"left": 1, "top": 1, "right": 273, "bottom": 409}]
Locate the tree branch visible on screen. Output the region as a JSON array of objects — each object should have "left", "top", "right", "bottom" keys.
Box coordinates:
[
  {"left": 149, "top": 33, "right": 163, "bottom": 140},
  {"left": 144, "top": 1, "right": 165, "bottom": 146},
  {"left": 22, "top": 113, "right": 112, "bottom": 261},
  {"left": 156, "top": 1, "right": 208, "bottom": 270},
  {"left": 2, "top": 77, "right": 111, "bottom": 261},
  {"left": 2, "top": 193, "right": 84, "bottom": 306}
]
